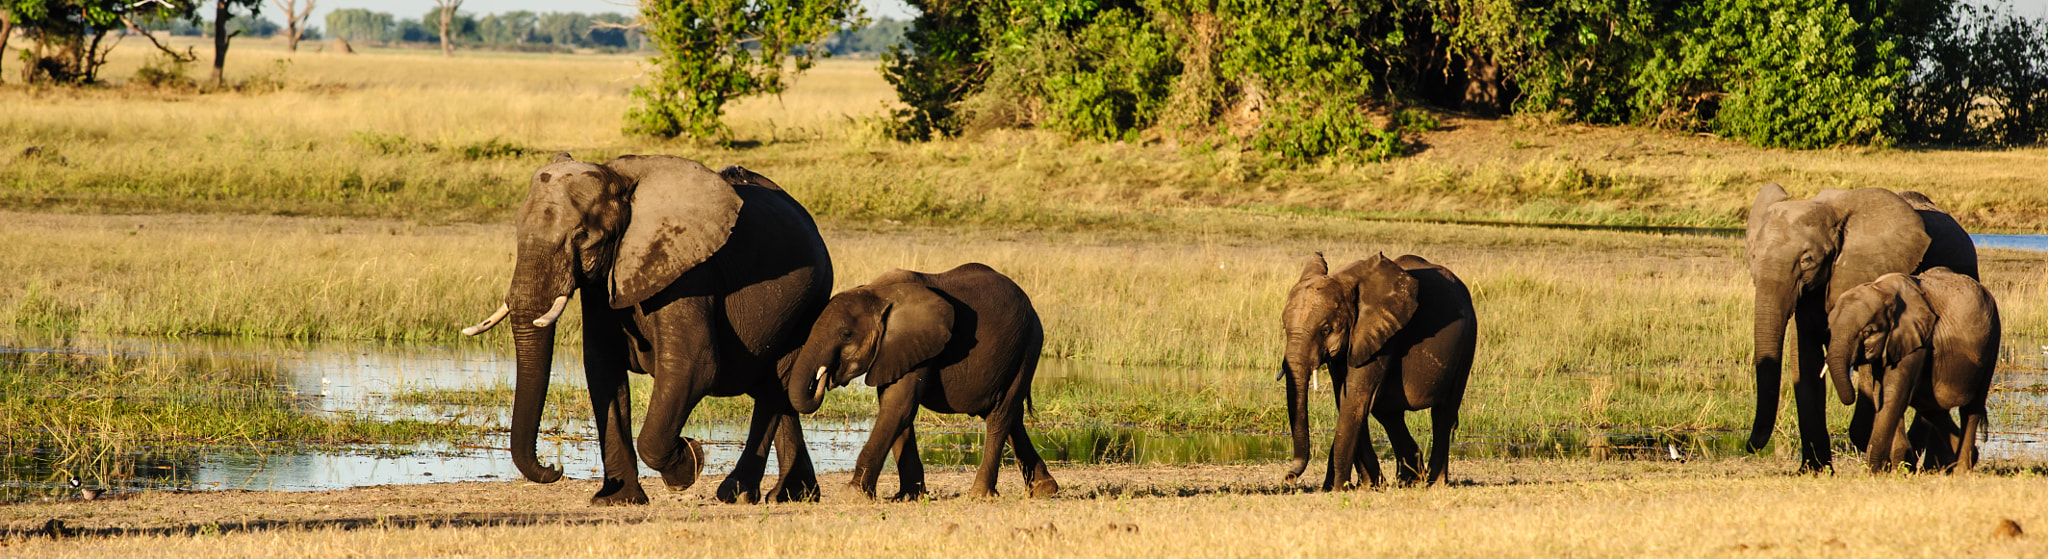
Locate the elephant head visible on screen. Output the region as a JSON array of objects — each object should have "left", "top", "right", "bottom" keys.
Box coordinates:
[
  {"left": 1825, "top": 274, "right": 1936, "bottom": 406},
  {"left": 461, "top": 153, "right": 742, "bottom": 484},
  {"left": 1278, "top": 252, "right": 1418, "bottom": 481},
  {"left": 785, "top": 282, "right": 954, "bottom": 414},
  {"left": 1743, "top": 184, "right": 1930, "bottom": 450}
]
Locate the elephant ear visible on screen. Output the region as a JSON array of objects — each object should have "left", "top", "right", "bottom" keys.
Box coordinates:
[
  {"left": 603, "top": 156, "right": 744, "bottom": 309},
  {"left": 864, "top": 282, "right": 955, "bottom": 387},
  {"left": 1746, "top": 183, "right": 1791, "bottom": 247},
  {"left": 1342, "top": 253, "right": 1420, "bottom": 368},
  {"left": 1879, "top": 275, "right": 1936, "bottom": 368},
  {"left": 1299, "top": 252, "right": 1328, "bottom": 281},
  {"left": 1819, "top": 188, "right": 1930, "bottom": 307}
]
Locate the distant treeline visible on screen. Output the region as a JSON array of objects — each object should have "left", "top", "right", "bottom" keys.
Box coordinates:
[
  {"left": 882, "top": 0, "right": 2048, "bottom": 156},
  {"left": 323, "top": 9, "right": 641, "bottom": 52},
  {"left": 315, "top": 9, "right": 907, "bottom": 55}
]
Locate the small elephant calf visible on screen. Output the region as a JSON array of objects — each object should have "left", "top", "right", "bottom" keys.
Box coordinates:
[
  {"left": 1280, "top": 252, "right": 1477, "bottom": 489},
  {"left": 1827, "top": 267, "right": 2000, "bottom": 473},
  {"left": 785, "top": 263, "right": 1057, "bottom": 499}
]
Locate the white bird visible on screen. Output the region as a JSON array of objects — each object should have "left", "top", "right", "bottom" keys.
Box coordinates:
[
  {"left": 320, "top": 376, "right": 331, "bottom": 397},
  {"left": 1666, "top": 443, "right": 1687, "bottom": 463}
]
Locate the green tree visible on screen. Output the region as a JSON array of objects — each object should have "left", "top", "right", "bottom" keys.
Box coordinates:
[
  {"left": 2, "top": 0, "right": 199, "bottom": 84},
  {"left": 626, "top": 0, "right": 866, "bottom": 139},
  {"left": 324, "top": 8, "right": 391, "bottom": 43}
]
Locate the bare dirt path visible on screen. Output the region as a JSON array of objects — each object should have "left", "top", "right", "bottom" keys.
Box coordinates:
[{"left": 3, "top": 459, "right": 2042, "bottom": 557}]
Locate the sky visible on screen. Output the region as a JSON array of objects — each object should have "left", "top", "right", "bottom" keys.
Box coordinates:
[{"left": 301, "top": 0, "right": 2042, "bottom": 32}]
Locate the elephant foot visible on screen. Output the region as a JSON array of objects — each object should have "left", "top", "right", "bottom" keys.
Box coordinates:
[
  {"left": 716, "top": 476, "right": 762, "bottom": 505},
  {"left": 769, "top": 474, "right": 821, "bottom": 503},
  {"left": 888, "top": 488, "right": 928, "bottom": 502},
  {"left": 657, "top": 438, "right": 707, "bottom": 491},
  {"left": 1028, "top": 477, "right": 1059, "bottom": 498},
  {"left": 590, "top": 478, "right": 649, "bottom": 506}
]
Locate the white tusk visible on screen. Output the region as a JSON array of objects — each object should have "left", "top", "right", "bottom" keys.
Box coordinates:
[
  {"left": 532, "top": 296, "right": 570, "bottom": 327},
  {"left": 462, "top": 304, "right": 511, "bottom": 336},
  {"left": 815, "top": 366, "right": 827, "bottom": 382}
]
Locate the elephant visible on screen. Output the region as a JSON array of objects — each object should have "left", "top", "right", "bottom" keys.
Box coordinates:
[
  {"left": 785, "top": 263, "right": 1058, "bottom": 500},
  {"left": 1280, "top": 252, "right": 1476, "bottom": 489},
  {"left": 1744, "top": 184, "right": 1978, "bottom": 471},
  {"left": 1826, "top": 268, "right": 1999, "bottom": 473},
  {"left": 461, "top": 153, "right": 833, "bottom": 505}
]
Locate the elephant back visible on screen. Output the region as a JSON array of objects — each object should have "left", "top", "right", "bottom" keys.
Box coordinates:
[{"left": 1898, "top": 192, "right": 1979, "bottom": 279}]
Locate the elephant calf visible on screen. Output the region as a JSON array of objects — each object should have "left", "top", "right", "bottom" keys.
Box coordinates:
[
  {"left": 1281, "top": 252, "right": 1476, "bottom": 489},
  {"left": 1827, "top": 267, "right": 2000, "bottom": 473},
  {"left": 786, "top": 263, "right": 1058, "bottom": 500}
]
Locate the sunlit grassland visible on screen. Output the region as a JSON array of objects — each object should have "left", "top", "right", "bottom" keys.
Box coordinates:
[
  {"left": 7, "top": 461, "right": 2046, "bottom": 557},
  {"left": 4, "top": 39, "right": 2048, "bottom": 231},
  {"left": 24, "top": 211, "right": 2034, "bottom": 435}
]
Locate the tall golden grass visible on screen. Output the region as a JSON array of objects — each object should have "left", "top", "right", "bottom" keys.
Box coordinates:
[{"left": 4, "top": 39, "right": 2047, "bottom": 230}]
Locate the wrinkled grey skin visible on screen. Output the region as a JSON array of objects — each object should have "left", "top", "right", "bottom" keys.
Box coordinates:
[
  {"left": 1744, "top": 184, "right": 1977, "bottom": 472},
  {"left": 785, "top": 263, "right": 1057, "bottom": 500},
  {"left": 1281, "top": 252, "right": 1476, "bottom": 490},
  {"left": 467, "top": 153, "right": 831, "bottom": 505},
  {"left": 1826, "top": 269, "right": 1999, "bottom": 473}
]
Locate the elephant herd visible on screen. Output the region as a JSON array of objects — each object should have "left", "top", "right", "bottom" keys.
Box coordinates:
[{"left": 461, "top": 154, "right": 2001, "bottom": 506}]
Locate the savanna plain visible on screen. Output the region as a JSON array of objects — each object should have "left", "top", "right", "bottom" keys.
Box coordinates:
[{"left": 2, "top": 38, "right": 2046, "bottom": 556}]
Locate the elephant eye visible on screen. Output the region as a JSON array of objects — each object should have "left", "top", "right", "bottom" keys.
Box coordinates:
[{"left": 840, "top": 329, "right": 853, "bottom": 340}]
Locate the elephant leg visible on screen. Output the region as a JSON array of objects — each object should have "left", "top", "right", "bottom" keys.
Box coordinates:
[
  {"left": 766, "top": 411, "right": 820, "bottom": 502},
  {"left": 636, "top": 307, "right": 717, "bottom": 493},
  {"left": 1866, "top": 357, "right": 1924, "bottom": 473},
  {"left": 1328, "top": 363, "right": 1383, "bottom": 490},
  {"left": 712, "top": 397, "right": 779, "bottom": 503},
  {"left": 889, "top": 423, "right": 927, "bottom": 501},
  {"left": 971, "top": 407, "right": 1015, "bottom": 498},
  {"left": 579, "top": 315, "right": 647, "bottom": 506},
  {"left": 1426, "top": 404, "right": 1459, "bottom": 487},
  {"left": 1910, "top": 406, "right": 1961, "bottom": 473},
  {"left": 1008, "top": 416, "right": 1058, "bottom": 498},
  {"left": 585, "top": 360, "right": 647, "bottom": 505},
  {"left": 1848, "top": 385, "right": 1875, "bottom": 454},
  {"left": 1373, "top": 406, "right": 1422, "bottom": 486},
  {"left": 1792, "top": 303, "right": 1834, "bottom": 472},
  {"left": 852, "top": 377, "right": 921, "bottom": 499},
  {"left": 1957, "top": 402, "right": 1986, "bottom": 473}
]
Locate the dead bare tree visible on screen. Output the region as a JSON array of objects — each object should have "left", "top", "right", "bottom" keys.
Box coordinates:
[
  {"left": 270, "top": 0, "right": 316, "bottom": 52},
  {"left": 433, "top": 0, "right": 461, "bottom": 57}
]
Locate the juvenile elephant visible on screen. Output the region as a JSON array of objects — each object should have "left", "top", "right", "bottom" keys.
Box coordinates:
[
  {"left": 1826, "top": 268, "right": 1999, "bottom": 473},
  {"left": 786, "top": 263, "right": 1058, "bottom": 500},
  {"left": 1745, "top": 184, "right": 1977, "bottom": 471},
  {"left": 463, "top": 154, "right": 831, "bottom": 505},
  {"left": 1281, "top": 253, "right": 1476, "bottom": 489}
]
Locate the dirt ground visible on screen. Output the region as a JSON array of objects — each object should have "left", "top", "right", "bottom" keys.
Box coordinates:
[{"left": 2, "top": 458, "right": 2043, "bottom": 557}]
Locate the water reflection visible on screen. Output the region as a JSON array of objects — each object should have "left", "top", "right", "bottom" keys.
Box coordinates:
[{"left": 1973, "top": 234, "right": 2048, "bottom": 252}]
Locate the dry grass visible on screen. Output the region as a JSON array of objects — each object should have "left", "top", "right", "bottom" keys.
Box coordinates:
[
  {"left": 4, "top": 38, "right": 2047, "bottom": 231},
  {"left": 3, "top": 460, "right": 2045, "bottom": 557},
  {"left": 3, "top": 211, "right": 2041, "bottom": 436}
]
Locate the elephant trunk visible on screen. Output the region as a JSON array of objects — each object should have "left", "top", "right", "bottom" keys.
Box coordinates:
[
  {"left": 1748, "top": 284, "right": 1796, "bottom": 452},
  {"left": 791, "top": 364, "right": 830, "bottom": 415},
  {"left": 505, "top": 247, "right": 574, "bottom": 484},
  {"left": 1825, "top": 323, "right": 1863, "bottom": 407},
  {"left": 1282, "top": 349, "right": 1316, "bottom": 483},
  {"left": 509, "top": 320, "right": 564, "bottom": 484}
]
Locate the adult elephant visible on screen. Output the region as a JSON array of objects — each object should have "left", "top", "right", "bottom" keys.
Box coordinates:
[
  {"left": 463, "top": 153, "right": 832, "bottom": 505},
  {"left": 1744, "top": 184, "right": 1977, "bottom": 471}
]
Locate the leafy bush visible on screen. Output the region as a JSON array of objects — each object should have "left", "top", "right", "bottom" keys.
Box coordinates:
[{"left": 625, "top": 0, "right": 863, "bottom": 140}]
